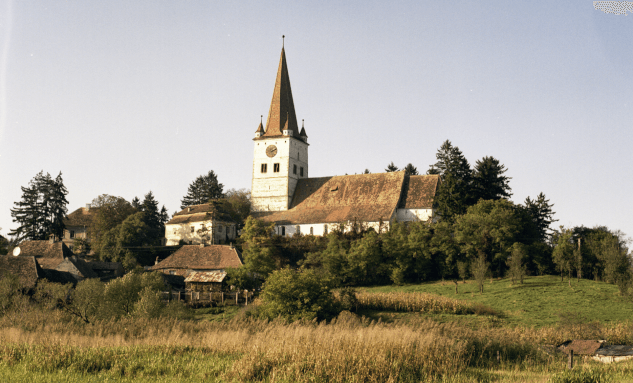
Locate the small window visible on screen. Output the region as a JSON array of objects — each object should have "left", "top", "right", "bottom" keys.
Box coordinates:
[
  {"left": 310, "top": 227, "right": 313, "bottom": 235},
  {"left": 273, "top": 163, "right": 280, "bottom": 172},
  {"left": 261, "top": 163, "right": 268, "bottom": 173},
  {"left": 293, "top": 164, "right": 297, "bottom": 174},
  {"left": 281, "top": 226, "right": 286, "bottom": 236},
  {"left": 169, "top": 270, "right": 175, "bottom": 275},
  {"left": 191, "top": 226, "right": 195, "bottom": 233},
  {"left": 70, "top": 230, "right": 75, "bottom": 239},
  {"left": 300, "top": 167, "right": 304, "bottom": 177}
]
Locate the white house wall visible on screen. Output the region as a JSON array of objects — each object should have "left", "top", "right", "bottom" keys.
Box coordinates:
[{"left": 165, "top": 222, "right": 236, "bottom": 246}]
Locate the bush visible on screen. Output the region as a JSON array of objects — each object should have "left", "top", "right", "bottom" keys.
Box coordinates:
[{"left": 258, "top": 268, "right": 339, "bottom": 321}]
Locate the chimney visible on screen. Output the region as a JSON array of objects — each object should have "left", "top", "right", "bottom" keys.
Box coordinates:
[
  {"left": 85, "top": 203, "right": 91, "bottom": 211},
  {"left": 229, "top": 242, "right": 233, "bottom": 249},
  {"left": 154, "top": 256, "right": 159, "bottom": 265},
  {"left": 200, "top": 243, "right": 205, "bottom": 248}
]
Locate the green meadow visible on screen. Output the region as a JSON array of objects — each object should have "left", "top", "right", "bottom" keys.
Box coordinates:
[{"left": 362, "top": 275, "right": 633, "bottom": 327}]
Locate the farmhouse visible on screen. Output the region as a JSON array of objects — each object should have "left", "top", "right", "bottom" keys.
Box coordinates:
[
  {"left": 250, "top": 44, "right": 439, "bottom": 236},
  {"left": 62, "top": 204, "right": 97, "bottom": 248},
  {"left": 165, "top": 202, "right": 238, "bottom": 246}
]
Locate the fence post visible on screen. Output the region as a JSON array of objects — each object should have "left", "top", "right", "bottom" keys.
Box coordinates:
[
  {"left": 245, "top": 290, "right": 248, "bottom": 306},
  {"left": 236, "top": 289, "right": 239, "bottom": 305},
  {"left": 221, "top": 292, "right": 224, "bottom": 304},
  {"left": 568, "top": 350, "right": 574, "bottom": 370}
]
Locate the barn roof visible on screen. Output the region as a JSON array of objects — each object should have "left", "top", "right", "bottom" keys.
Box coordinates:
[
  {"left": 150, "top": 245, "right": 242, "bottom": 271},
  {"left": 259, "top": 171, "right": 421, "bottom": 225},
  {"left": 0, "top": 256, "right": 41, "bottom": 288}
]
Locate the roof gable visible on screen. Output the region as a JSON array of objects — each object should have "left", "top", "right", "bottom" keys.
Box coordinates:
[
  {"left": 63, "top": 207, "right": 98, "bottom": 227},
  {"left": 151, "top": 245, "right": 242, "bottom": 271}
]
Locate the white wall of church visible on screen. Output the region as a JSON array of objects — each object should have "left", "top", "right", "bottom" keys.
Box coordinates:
[
  {"left": 395, "top": 208, "right": 435, "bottom": 223},
  {"left": 274, "top": 221, "right": 389, "bottom": 237}
]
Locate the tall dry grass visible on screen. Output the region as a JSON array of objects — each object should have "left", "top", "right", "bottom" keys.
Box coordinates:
[{"left": 1, "top": 302, "right": 633, "bottom": 382}]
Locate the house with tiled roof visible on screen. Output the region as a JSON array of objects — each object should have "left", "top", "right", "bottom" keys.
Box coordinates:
[
  {"left": 164, "top": 201, "right": 238, "bottom": 246},
  {"left": 250, "top": 43, "right": 439, "bottom": 236},
  {"left": 62, "top": 204, "right": 98, "bottom": 248},
  {"left": 150, "top": 244, "right": 242, "bottom": 291},
  {"left": 13, "top": 239, "right": 116, "bottom": 282}
]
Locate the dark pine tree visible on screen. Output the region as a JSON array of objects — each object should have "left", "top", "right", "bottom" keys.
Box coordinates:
[
  {"left": 404, "top": 163, "right": 419, "bottom": 175},
  {"left": 180, "top": 170, "right": 224, "bottom": 209},
  {"left": 471, "top": 156, "right": 512, "bottom": 202},
  {"left": 140, "top": 191, "right": 163, "bottom": 243},
  {"left": 131, "top": 196, "right": 142, "bottom": 210},
  {"left": 385, "top": 162, "right": 399, "bottom": 172},
  {"left": 9, "top": 171, "right": 68, "bottom": 241},
  {"left": 433, "top": 140, "right": 473, "bottom": 222},
  {"left": 523, "top": 193, "right": 557, "bottom": 242}
]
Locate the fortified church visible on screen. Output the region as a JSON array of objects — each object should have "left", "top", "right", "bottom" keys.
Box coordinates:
[{"left": 251, "top": 42, "right": 439, "bottom": 237}]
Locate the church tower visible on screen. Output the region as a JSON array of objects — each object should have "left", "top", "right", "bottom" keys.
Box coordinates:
[{"left": 251, "top": 43, "right": 309, "bottom": 213}]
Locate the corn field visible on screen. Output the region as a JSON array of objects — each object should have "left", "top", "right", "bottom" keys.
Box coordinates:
[{"left": 355, "top": 290, "right": 497, "bottom": 315}]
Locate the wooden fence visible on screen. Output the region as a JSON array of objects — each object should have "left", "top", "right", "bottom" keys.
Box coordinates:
[{"left": 160, "top": 290, "right": 253, "bottom": 306}]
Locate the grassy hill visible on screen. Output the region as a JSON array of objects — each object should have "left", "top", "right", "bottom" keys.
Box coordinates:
[{"left": 361, "top": 275, "right": 633, "bottom": 327}]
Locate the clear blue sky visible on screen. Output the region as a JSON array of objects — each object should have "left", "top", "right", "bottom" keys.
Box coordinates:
[{"left": 1, "top": 1, "right": 631, "bottom": 243}]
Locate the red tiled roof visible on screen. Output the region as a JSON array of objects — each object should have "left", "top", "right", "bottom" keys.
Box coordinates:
[
  {"left": 150, "top": 245, "right": 242, "bottom": 271},
  {"left": 260, "top": 171, "right": 407, "bottom": 225},
  {"left": 260, "top": 47, "right": 300, "bottom": 139},
  {"left": 399, "top": 175, "right": 440, "bottom": 209}
]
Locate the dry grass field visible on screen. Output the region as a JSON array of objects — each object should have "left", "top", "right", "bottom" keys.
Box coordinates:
[{"left": 1, "top": 276, "right": 633, "bottom": 382}]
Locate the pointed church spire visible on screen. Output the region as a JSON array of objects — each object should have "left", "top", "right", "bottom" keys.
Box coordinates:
[
  {"left": 263, "top": 41, "right": 299, "bottom": 138},
  {"left": 254, "top": 115, "right": 265, "bottom": 137}
]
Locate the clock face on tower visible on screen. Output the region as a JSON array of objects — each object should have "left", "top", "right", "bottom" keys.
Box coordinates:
[{"left": 266, "top": 145, "right": 278, "bottom": 158}]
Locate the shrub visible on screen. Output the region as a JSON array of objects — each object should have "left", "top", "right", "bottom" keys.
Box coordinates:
[{"left": 258, "top": 268, "right": 339, "bottom": 321}]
